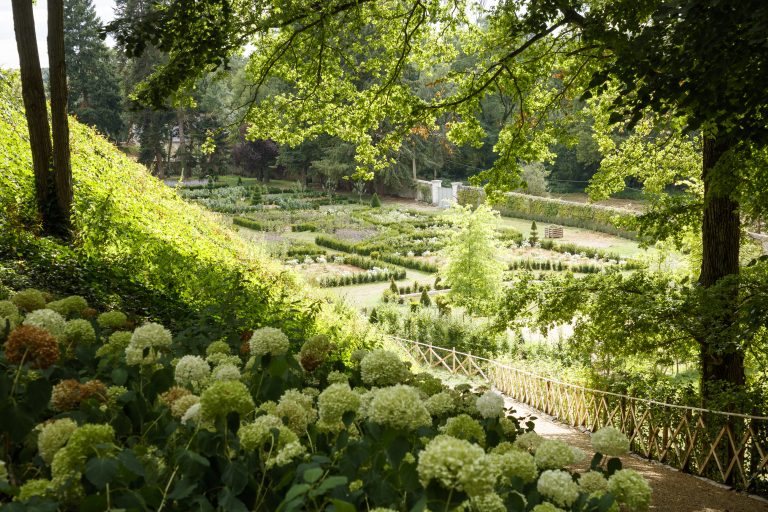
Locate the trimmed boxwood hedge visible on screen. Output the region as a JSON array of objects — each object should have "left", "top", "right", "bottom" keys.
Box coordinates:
[{"left": 457, "top": 186, "right": 638, "bottom": 239}]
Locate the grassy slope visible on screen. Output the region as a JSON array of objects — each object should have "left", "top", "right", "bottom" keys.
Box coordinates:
[{"left": 0, "top": 71, "right": 315, "bottom": 337}]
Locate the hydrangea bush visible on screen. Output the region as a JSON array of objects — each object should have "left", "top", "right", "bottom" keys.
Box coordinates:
[{"left": 0, "top": 289, "right": 651, "bottom": 511}]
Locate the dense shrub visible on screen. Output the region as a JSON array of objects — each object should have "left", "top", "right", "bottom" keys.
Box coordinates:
[
  {"left": 458, "top": 187, "right": 638, "bottom": 239},
  {"left": 375, "top": 303, "right": 508, "bottom": 358},
  {"left": 315, "top": 254, "right": 406, "bottom": 287},
  {"left": 231, "top": 216, "right": 281, "bottom": 232},
  {"left": 2, "top": 299, "right": 645, "bottom": 512}
]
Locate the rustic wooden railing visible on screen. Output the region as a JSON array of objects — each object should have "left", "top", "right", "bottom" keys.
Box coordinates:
[{"left": 389, "top": 336, "right": 768, "bottom": 495}]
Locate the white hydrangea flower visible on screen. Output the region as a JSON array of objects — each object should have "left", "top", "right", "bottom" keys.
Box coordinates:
[
  {"left": 368, "top": 385, "right": 431, "bottom": 431},
  {"left": 475, "top": 390, "right": 504, "bottom": 418},
  {"left": 23, "top": 309, "right": 66, "bottom": 340},
  {"left": 37, "top": 418, "right": 78, "bottom": 465},
  {"left": 535, "top": 439, "right": 576, "bottom": 469},
  {"left": 181, "top": 403, "right": 202, "bottom": 425},
  {"left": 317, "top": 383, "right": 360, "bottom": 430},
  {"left": 531, "top": 503, "right": 566, "bottom": 512},
  {"left": 211, "top": 363, "right": 241, "bottom": 382},
  {"left": 417, "top": 435, "right": 497, "bottom": 497},
  {"left": 591, "top": 426, "right": 630, "bottom": 457},
  {"left": 514, "top": 431, "right": 544, "bottom": 453},
  {"left": 360, "top": 349, "right": 410, "bottom": 386},
  {"left": 131, "top": 322, "right": 172, "bottom": 348},
  {"left": 487, "top": 449, "right": 538, "bottom": 484},
  {"left": 126, "top": 322, "right": 172, "bottom": 366},
  {"left": 270, "top": 440, "right": 306, "bottom": 468},
  {"left": 608, "top": 469, "right": 652, "bottom": 511},
  {"left": 174, "top": 355, "right": 210, "bottom": 390},
  {"left": 578, "top": 470, "right": 609, "bottom": 493},
  {"left": 249, "top": 327, "right": 290, "bottom": 357},
  {"left": 537, "top": 469, "right": 580, "bottom": 507},
  {"left": 425, "top": 392, "right": 456, "bottom": 416},
  {"left": 468, "top": 492, "right": 507, "bottom": 512}
]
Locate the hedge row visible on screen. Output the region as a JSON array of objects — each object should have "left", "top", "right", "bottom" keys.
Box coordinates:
[
  {"left": 232, "top": 216, "right": 280, "bottom": 232},
  {"left": 457, "top": 186, "right": 638, "bottom": 239},
  {"left": 508, "top": 259, "right": 602, "bottom": 274},
  {"left": 286, "top": 245, "right": 327, "bottom": 257},
  {"left": 314, "top": 235, "right": 438, "bottom": 273},
  {"left": 317, "top": 268, "right": 403, "bottom": 287}
]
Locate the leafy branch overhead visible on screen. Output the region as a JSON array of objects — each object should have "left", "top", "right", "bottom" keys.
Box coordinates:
[{"left": 107, "top": 0, "right": 603, "bottom": 182}]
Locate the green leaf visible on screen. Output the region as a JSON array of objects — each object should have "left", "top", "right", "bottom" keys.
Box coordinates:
[
  {"left": 217, "top": 487, "right": 248, "bottom": 512},
  {"left": 329, "top": 499, "right": 357, "bottom": 512},
  {"left": 24, "top": 378, "right": 52, "bottom": 416},
  {"left": 111, "top": 367, "right": 128, "bottom": 386},
  {"left": 385, "top": 435, "right": 410, "bottom": 467},
  {"left": 221, "top": 461, "right": 249, "bottom": 494},
  {"left": 283, "top": 483, "right": 310, "bottom": 502},
  {"left": 118, "top": 449, "right": 145, "bottom": 477},
  {"left": 176, "top": 448, "right": 210, "bottom": 475},
  {"left": 408, "top": 495, "right": 427, "bottom": 512},
  {"left": 168, "top": 478, "right": 198, "bottom": 500},
  {"left": 606, "top": 457, "right": 623, "bottom": 474},
  {"left": 598, "top": 493, "right": 616, "bottom": 512},
  {"left": 85, "top": 457, "right": 118, "bottom": 488},
  {"left": 303, "top": 467, "right": 323, "bottom": 483},
  {"left": 312, "top": 475, "right": 347, "bottom": 496},
  {"left": 79, "top": 494, "right": 108, "bottom": 512}
]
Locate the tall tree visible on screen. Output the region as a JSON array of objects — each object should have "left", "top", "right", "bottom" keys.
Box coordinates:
[
  {"left": 11, "top": 0, "right": 72, "bottom": 238},
  {"left": 64, "top": 0, "right": 124, "bottom": 140},
  {"left": 572, "top": 0, "right": 768, "bottom": 397},
  {"left": 440, "top": 204, "right": 505, "bottom": 315}
]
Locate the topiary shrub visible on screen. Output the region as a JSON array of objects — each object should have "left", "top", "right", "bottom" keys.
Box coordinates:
[{"left": 370, "top": 193, "right": 382, "bottom": 208}]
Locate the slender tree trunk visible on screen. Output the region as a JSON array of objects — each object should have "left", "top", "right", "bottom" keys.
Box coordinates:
[
  {"left": 48, "top": 0, "right": 73, "bottom": 238},
  {"left": 412, "top": 143, "right": 417, "bottom": 181},
  {"left": 11, "top": 0, "right": 56, "bottom": 232},
  {"left": 698, "top": 136, "right": 745, "bottom": 404},
  {"left": 177, "top": 108, "right": 186, "bottom": 179},
  {"left": 155, "top": 152, "right": 164, "bottom": 178}
]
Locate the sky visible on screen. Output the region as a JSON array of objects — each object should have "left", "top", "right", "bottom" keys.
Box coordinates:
[{"left": 0, "top": 0, "right": 117, "bottom": 69}]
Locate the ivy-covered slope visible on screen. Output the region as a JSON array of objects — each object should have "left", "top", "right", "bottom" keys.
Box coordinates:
[{"left": 0, "top": 71, "right": 312, "bottom": 338}]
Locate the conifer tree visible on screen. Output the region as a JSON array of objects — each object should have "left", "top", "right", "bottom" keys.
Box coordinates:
[
  {"left": 529, "top": 221, "right": 539, "bottom": 245},
  {"left": 440, "top": 204, "right": 505, "bottom": 315}
]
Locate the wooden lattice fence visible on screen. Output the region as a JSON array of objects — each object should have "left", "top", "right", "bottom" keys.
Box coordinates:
[{"left": 389, "top": 336, "right": 768, "bottom": 495}]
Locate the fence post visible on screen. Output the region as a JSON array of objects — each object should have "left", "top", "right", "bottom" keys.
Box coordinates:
[{"left": 451, "top": 347, "right": 456, "bottom": 373}]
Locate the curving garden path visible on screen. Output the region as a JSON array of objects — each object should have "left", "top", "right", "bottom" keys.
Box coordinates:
[{"left": 506, "top": 397, "right": 768, "bottom": 512}]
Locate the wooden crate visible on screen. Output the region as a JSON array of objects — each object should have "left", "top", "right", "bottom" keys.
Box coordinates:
[{"left": 545, "top": 225, "right": 563, "bottom": 238}]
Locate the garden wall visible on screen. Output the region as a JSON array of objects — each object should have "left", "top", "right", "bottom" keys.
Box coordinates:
[{"left": 457, "top": 186, "right": 638, "bottom": 239}]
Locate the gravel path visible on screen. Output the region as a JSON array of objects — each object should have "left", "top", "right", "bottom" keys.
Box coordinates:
[{"left": 506, "top": 397, "right": 768, "bottom": 512}]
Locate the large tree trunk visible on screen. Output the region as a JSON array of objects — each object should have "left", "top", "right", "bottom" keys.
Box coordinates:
[
  {"left": 698, "top": 136, "right": 745, "bottom": 404},
  {"left": 11, "top": 0, "right": 56, "bottom": 232},
  {"left": 48, "top": 0, "right": 73, "bottom": 238}
]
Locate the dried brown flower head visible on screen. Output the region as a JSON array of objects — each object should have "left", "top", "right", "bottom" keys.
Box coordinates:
[
  {"left": 4, "top": 325, "right": 59, "bottom": 369},
  {"left": 159, "top": 386, "right": 192, "bottom": 407},
  {"left": 51, "top": 379, "right": 84, "bottom": 411}
]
